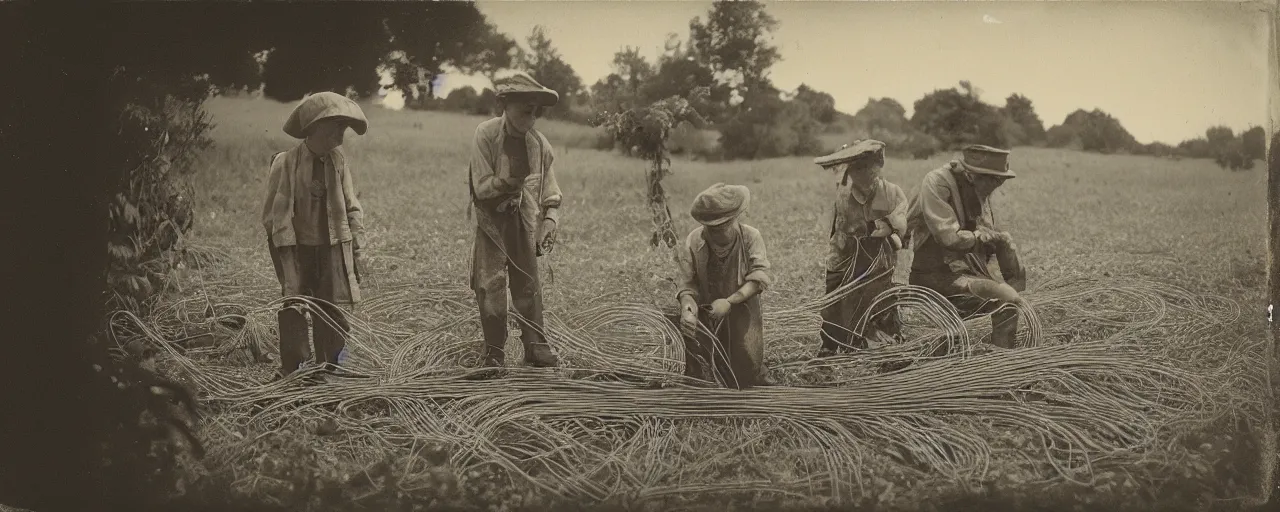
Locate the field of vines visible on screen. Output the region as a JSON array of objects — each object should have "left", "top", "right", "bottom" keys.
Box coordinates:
[{"left": 117, "top": 96, "right": 1273, "bottom": 511}]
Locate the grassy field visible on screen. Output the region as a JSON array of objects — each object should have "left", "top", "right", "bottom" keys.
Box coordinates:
[{"left": 143, "top": 96, "right": 1273, "bottom": 511}]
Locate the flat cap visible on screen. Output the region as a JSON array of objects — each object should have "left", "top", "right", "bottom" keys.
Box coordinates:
[
  {"left": 283, "top": 91, "right": 368, "bottom": 139},
  {"left": 958, "top": 144, "right": 1015, "bottom": 178},
  {"left": 814, "top": 139, "right": 886, "bottom": 168},
  {"left": 494, "top": 72, "right": 560, "bottom": 107},
  {"left": 691, "top": 183, "right": 750, "bottom": 227}
]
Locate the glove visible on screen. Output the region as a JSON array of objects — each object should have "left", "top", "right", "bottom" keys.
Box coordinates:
[
  {"left": 870, "top": 219, "right": 892, "bottom": 238},
  {"left": 709, "top": 298, "right": 732, "bottom": 320},
  {"left": 537, "top": 219, "right": 558, "bottom": 256},
  {"left": 679, "top": 309, "right": 698, "bottom": 338}
]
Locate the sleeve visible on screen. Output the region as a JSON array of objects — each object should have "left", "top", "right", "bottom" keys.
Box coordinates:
[
  {"left": 469, "top": 125, "right": 510, "bottom": 201},
  {"left": 540, "top": 139, "right": 564, "bottom": 224},
  {"left": 340, "top": 155, "right": 365, "bottom": 250},
  {"left": 920, "top": 172, "right": 977, "bottom": 251},
  {"left": 743, "top": 228, "right": 773, "bottom": 291},
  {"left": 261, "top": 152, "right": 297, "bottom": 248},
  {"left": 675, "top": 231, "right": 701, "bottom": 303},
  {"left": 884, "top": 184, "right": 909, "bottom": 236}
]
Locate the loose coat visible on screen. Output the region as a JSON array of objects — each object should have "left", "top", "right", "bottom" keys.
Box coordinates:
[
  {"left": 676, "top": 224, "right": 772, "bottom": 387},
  {"left": 468, "top": 116, "right": 563, "bottom": 289},
  {"left": 261, "top": 143, "right": 364, "bottom": 303}
]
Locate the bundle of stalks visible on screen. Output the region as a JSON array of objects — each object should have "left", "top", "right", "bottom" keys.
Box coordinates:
[{"left": 107, "top": 259, "right": 1261, "bottom": 507}]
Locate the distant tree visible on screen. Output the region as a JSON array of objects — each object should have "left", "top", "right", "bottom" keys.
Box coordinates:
[
  {"left": 1242, "top": 126, "right": 1267, "bottom": 162},
  {"left": 1001, "top": 93, "right": 1047, "bottom": 145},
  {"left": 1045, "top": 124, "right": 1083, "bottom": 150},
  {"left": 688, "top": 0, "right": 780, "bottom": 95},
  {"left": 1175, "top": 137, "right": 1213, "bottom": 159},
  {"left": 911, "top": 81, "right": 1004, "bottom": 149},
  {"left": 793, "top": 84, "right": 837, "bottom": 124},
  {"left": 474, "top": 88, "right": 498, "bottom": 117},
  {"left": 1205, "top": 125, "right": 1235, "bottom": 148},
  {"left": 518, "top": 25, "right": 586, "bottom": 120},
  {"left": 443, "top": 85, "right": 479, "bottom": 112},
  {"left": 590, "top": 46, "right": 655, "bottom": 114},
  {"left": 851, "top": 98, "right": 910, "bottom": 135},
  {"left": 1053, "top": 109, "right": 1139, "bottom": 154},
  {"left": 640, "top": 55, "right": 718, "bottom": 119},
  {"left": 717, "top": 88, "right": 823, "bottom": 159}
]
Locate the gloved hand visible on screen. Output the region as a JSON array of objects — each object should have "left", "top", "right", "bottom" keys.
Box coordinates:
[
  {"left": 870, "top": 219, "right": 893, "bottom": 238},
  {"left": 709, "top": 298, "right": 732, "bottom": 320},
  {"left": 679, "top": 301, "right": 698, "bottom": 338},
  {"left": 537, "top": 219, "right": 557, "bottom": 256}
]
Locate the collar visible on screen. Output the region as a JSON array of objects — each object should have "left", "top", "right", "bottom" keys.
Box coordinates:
[{"left": 847, "top": 178, "right": 880, "bottom": 205}]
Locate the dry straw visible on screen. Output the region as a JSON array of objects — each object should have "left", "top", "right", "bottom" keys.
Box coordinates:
[{"left": 111, "top": 250, "right": 1262, "bottom": 506}]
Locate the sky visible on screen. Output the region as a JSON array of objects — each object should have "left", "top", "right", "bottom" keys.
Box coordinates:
[{"left": 383, "top": 0, "right": 1274, "bottom": 146}]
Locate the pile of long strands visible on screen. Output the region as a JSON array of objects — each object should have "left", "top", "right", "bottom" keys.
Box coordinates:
[{"left": 108, "top": 242, "right": 1261, "bottom": 507}]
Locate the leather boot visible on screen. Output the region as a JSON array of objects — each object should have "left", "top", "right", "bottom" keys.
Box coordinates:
[
  {"left": 523, "top": 341, "right": 559, "bottom": 367},
  {"left": 988, "top": 307, "right": 1020, "bottom": 349},
  {"left": 277, "top": 304, "right": 311, "bottom": 376}
]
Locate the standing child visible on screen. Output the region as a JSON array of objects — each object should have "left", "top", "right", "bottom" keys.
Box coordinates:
[
  {"left": 814, "top": 140, "right": 909, "bottom": 358},
  {"left": 675, "top": 183, "right": 774, "bottom": 389},
  {"left": 261, "top": 92, "right": 370, "bottom": 380}
]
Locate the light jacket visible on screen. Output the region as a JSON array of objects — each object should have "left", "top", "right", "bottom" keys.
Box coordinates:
[
  {"left": 261, "top": 144, "right": 365, "bottom": 248},
  {"left": 905, "top": 161, "right": 995, "bottom": 274},
  {"left": 676, "top": 224, "right": 772, "bottom": 304},
  {"left": 824, "top": 177, "right": 908, "bottom": 272},
  {"left": 468, "top": 116, "right": 563, "bottom": 241}
]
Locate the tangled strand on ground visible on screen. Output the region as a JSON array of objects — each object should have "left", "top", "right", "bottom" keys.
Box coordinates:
[{"left": 102, "top": 258, "right": 1263, "bottom": 508}]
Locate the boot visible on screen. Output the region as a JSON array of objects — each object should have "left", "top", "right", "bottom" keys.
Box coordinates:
[
  {"left": 988, "top": 308, "right": 1019, "bottom": 349},
  {"left": 523, "top": 341, "right": 559, "bottom": 368},
  {"left": 277, "top": 304, "right": 311, "bottom": 377}
]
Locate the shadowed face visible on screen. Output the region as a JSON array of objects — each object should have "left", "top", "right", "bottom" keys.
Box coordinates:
[
  {"left": 967, "top": 172, "right": 1008, "bottom": 197},
  {"left": 306, "top": 117, "right": 350, "bottom": 153},
  {"left": 847, "top": 160, "right": 883, "bottom": 189},
  {"left": 502, "top": 97, "right": 544, "bottom": 134},
  {"left": 704, "top": 220, "right": 740, "bottom": 247}
]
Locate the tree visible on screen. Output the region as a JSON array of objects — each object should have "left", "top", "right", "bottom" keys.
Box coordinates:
[
  {"left": 910, "top": 81, "right": 1005, "bottom": 149},
  {"left": 1242, "top": 126, "right": 1267, "bottom": 162},
  {"left": 1001, "top": 93, "right": 1046, "bottom": 145},
  {"left": 1051, "top": 109, "right": 1139, "bottom": 154},
  {"left": 590, "top": 89, "right": 710, "bottom": 253},
  {"left": 518, "top": 25, "right": 586, "bottom": 120},
  {"left": 591, "top": 46, "right": 656, "bottom": 114},
  {"left": 687, "top": 0, "right": 780, "bottom": 121},
  {"left": 640, "top": 55, "right": 718, "bottom": 119},
  {"left": 443, "top": 85, "right": 480, "bottom": 112},
  {"left": 793, "top": 84, "right": 837, "bottom": 124},
  {"left": 382, "top": 5, "right": 512, "bottom": 107}
]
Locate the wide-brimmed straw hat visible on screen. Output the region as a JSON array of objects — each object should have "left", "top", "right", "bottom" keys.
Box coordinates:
[
  {"left": 494, "top": 72, "right": 560, "bottom": 107},
  {"left": 283, "top": 92, "right": 369, "bottom": 139},
  {"left": 813, "top": 139, "right": 886, "bottom": 169},
  {"left": 957, "top": 144, "right": 1015, "bottom": 178},
  {"left": 691, "top": 183, "right": 750, "bottom": 227}
]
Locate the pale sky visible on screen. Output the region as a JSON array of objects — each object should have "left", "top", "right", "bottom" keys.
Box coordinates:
[{"left": 410, "top": 0, "right": 1273, "bottom": 146}]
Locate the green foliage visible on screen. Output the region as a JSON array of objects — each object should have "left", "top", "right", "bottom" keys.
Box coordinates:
[
  {"left": 1000, "top": 93, "right": 1047, "bottom": 145},
  {"left": 518, "top": 25, "right": 587, "bottom": 121},
  {"left": 793, "top": 84, "right": 837, "bottom": 124},
  {"left": 1046, "top": 109, "right": 1140, "bottom": 154},
  {"left": 590, "top": 89, "right": 710, "bottom": 164},
  {"left": 688, "top": 0, "right": 780, "bottom": 96},
  {"left": 1241, "top": 126, "right": 1266, "bottom": 162},
  {"left": 715, "top": 90, "right": 813, "bottom": 160},
  {"left": 910, "top": 81, "right": 1006, "bottom": 149}
]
